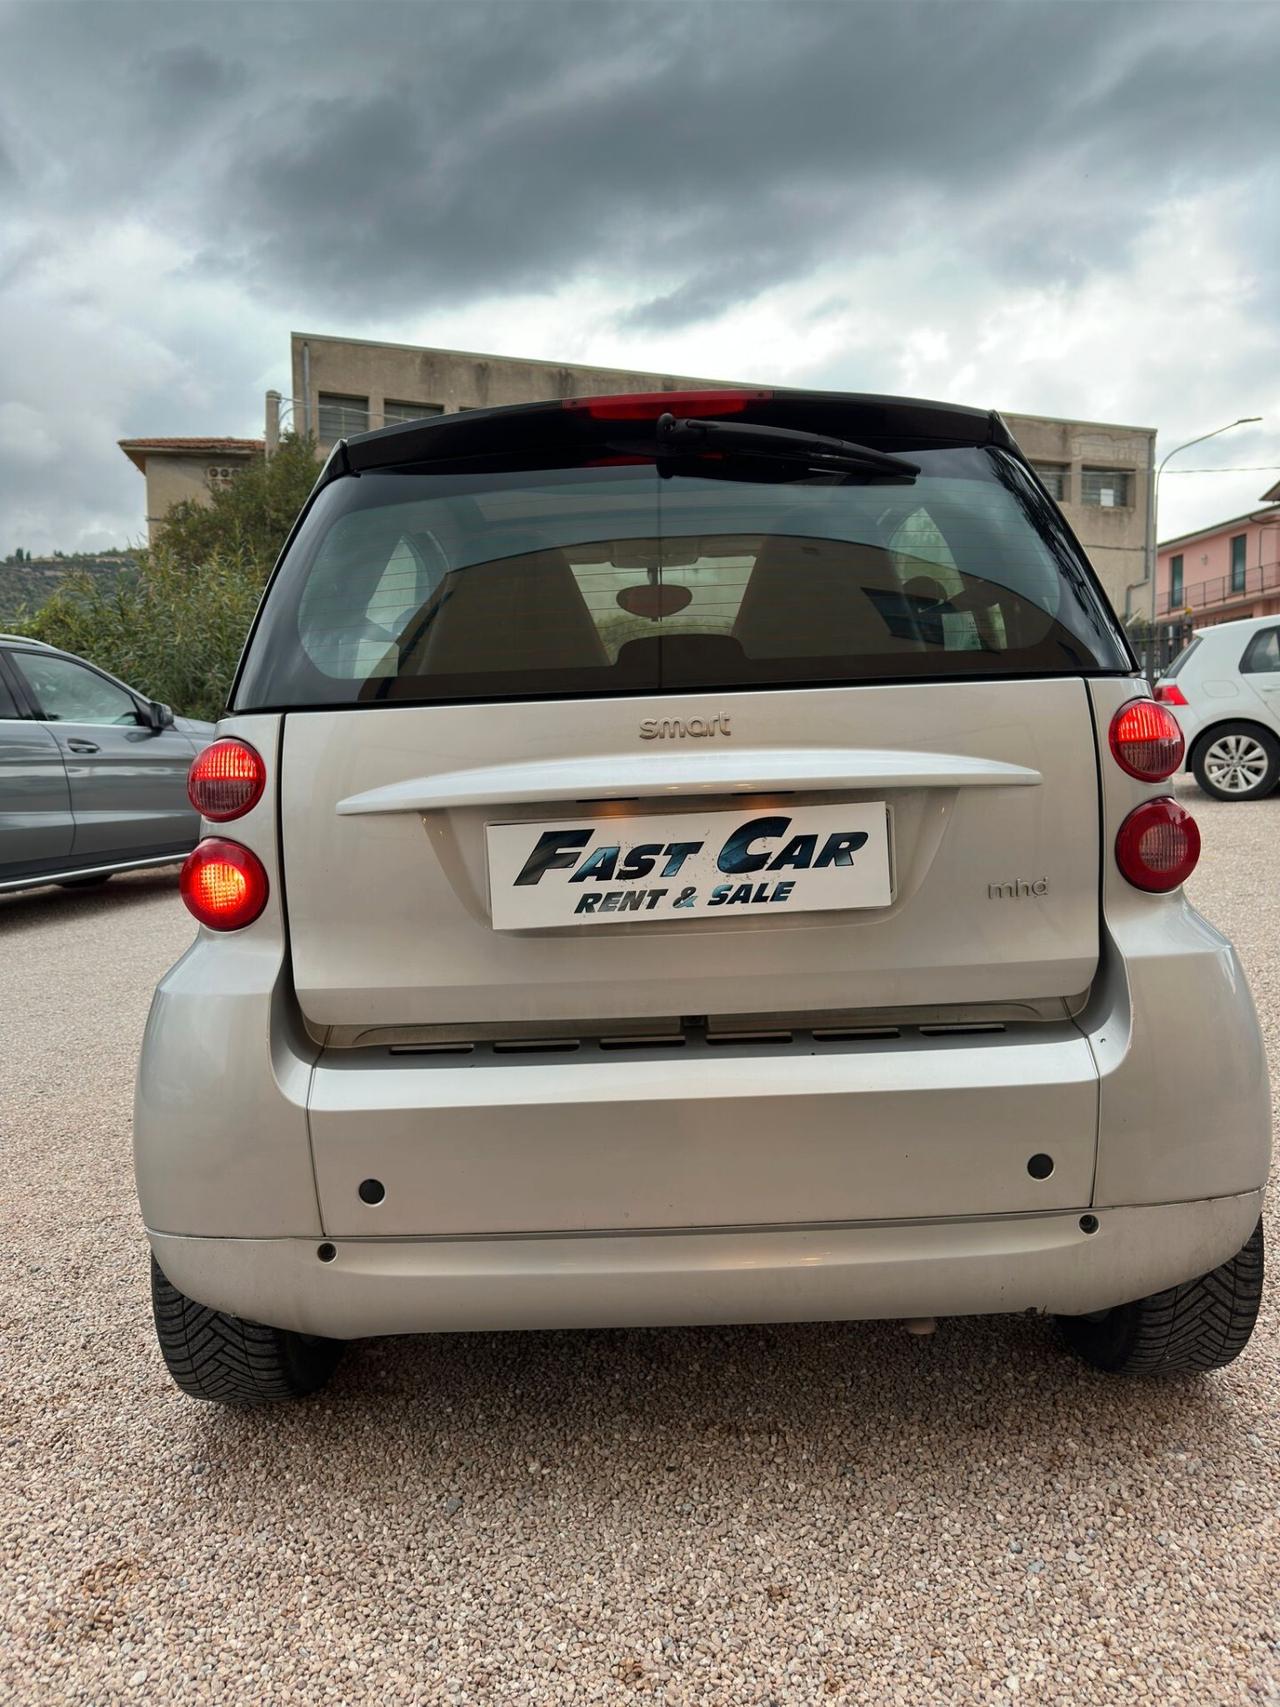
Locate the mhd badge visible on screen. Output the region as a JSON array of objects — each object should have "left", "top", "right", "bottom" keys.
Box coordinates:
[{"left": 486, "top": 802, "right": 892, "bottom": 929}]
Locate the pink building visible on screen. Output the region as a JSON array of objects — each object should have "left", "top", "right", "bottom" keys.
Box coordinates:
[{"left": 1156, "top": 478, "right": 1280, "bottom": 633}]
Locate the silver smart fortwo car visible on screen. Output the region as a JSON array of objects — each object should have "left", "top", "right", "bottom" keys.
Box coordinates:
[{"left": 135, "top": 389, "right": 1270, "bottom": 1403}]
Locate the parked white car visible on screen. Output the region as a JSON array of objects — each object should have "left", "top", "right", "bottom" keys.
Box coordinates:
[
  {"left": 1157, "top": 615, "right": 1280, "bottom": 800},
  {"left": 134, "top": 388, "right": 1270, "bottom": 1403}
]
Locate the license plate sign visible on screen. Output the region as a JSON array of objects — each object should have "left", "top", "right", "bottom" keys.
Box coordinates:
[{"left": 487, "top": 802, "right": 891, "bottom": 929}]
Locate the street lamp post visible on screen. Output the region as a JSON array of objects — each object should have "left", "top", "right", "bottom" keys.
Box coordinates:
[{"left": 1147, "top": 416, "right": 1262, "bottom": 676}]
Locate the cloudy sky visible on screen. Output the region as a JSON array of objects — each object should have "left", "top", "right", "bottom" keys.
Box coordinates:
[{"left": 1, "top": 0, "right": 1278, "bottom": 553}]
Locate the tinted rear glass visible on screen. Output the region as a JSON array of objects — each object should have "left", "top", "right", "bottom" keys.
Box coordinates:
[
  {"left": 1161, "top": 636, "right": 1202, "bottom": 679},
  {"left": 1241, "top": 628, "right": 1280, "bottom": 674},
  {"left": 235, "top": 445, "right": 1127, "bottom": 709}
]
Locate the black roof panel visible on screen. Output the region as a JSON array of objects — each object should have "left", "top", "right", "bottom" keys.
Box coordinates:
[{"left": 338, "top": 387, "right": 1015, "bottom": 476}]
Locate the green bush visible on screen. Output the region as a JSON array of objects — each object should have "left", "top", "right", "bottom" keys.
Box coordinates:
[
  {"left": 21, "top": 549, "right": 265, "bottom": 723},
  {"left": 10, "top": 434, "right": 319, "bottom": 722},
  {"left": 152, "top": 433, "right": 320, "bottom": 573}
]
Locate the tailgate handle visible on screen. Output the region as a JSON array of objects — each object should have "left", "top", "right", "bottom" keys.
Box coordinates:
[{"left": 336, "top": 747, "right": 1042, "bottom": 816}]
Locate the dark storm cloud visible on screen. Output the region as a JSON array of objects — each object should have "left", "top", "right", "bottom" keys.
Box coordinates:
[
  {"left": 137, "top": 42, "right": 247, "bottom": 123},
  {"left": 620, "top": 274, "right": 759, "bottom": 334},
  {"left": 4, "top": 0, "right": 1279, "bottom": 323},
  {"left": 0, "top": 0, "right": 1278, "bottom": 549}
]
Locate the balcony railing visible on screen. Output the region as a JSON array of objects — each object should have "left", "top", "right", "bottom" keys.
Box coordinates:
[{"left": 1157, "top": 555, "right": 1280, "bottom": 618}]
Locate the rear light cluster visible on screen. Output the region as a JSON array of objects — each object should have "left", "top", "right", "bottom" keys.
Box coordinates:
[
  {"left": 180, "top": 837, "right": 270, "bottom": 930},
  {"left": 1154, "top": 682, "right": 1188, "bottom": 706},
  {"left": 1108, "top": 698, "right": 1184, "bottom": 780},
  {"left": 187, "top": 738, "right": 267, "bottom": 820},
  {"left": 1108, "top": 698, "right": 1199, "bottom": 891},
  {"left": 1115, "top": 798, "right": 1201, "bottom": 893},
  {"left": 182, "top": 738, "right": 270, "bottom": 930}
]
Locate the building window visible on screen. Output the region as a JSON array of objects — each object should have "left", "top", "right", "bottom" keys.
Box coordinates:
[
  {"left": 382, "top": 400, "right": 445, "bottom": 426},
  {"left": 1031, "top": 463, "right": 1068, "bottom": 501},
  {"left": 1230, "top": 534, "right": 1247, "bottom": 593},
  {"left": 1169, "top": 553, "right": 1183, "bottom": 605},
  {"left": 205, "top": 465, "right": 238, "bottom": 491},
  {"left": 317, "top": 393, "right": 370, "bottom": 438},
  {"left": 1081, "top": 467, "right": 1132, "bottom": 508}
]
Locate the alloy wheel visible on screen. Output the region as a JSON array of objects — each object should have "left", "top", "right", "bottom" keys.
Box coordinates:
[{"left": 1203, "top": 733, "right": 1271, "bottom": 794}]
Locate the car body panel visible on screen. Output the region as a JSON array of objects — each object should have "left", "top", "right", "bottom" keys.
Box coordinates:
[
  {"left": 150, "top": 1191, "right": 1265, "bottom": 1338},
  {"left": 1087, "top": 675, "right": 1272, "bottom": 1202},
  {"left": 307, "top": 1024, "right": 1098, "bottom": 1237},
  {"left": 132, "top": 715, "right": 322, "bottom": 1238},
  {"left": 0, "top": 714, "right": 74, "bottom": 874},
  {"left": 281, "top": 677, "right": 1102, "bottom": 1031},
  {"left": 50, "top": 720, "right": 201, "bottom": 859}
]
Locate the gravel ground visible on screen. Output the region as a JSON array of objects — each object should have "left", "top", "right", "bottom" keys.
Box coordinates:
[{"left": 2, "top": 783, "right": 1278, "bottom": 1707}]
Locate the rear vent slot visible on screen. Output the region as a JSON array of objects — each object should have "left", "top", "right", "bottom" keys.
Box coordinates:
[
  {"left": 492, "top": 1038, "right": 581, "bottom": 1055},
  {"left": 707, "top": 1029, "right": 794, "bottom": 1046},
  {"left": 599, "top": 1034, "right": 687, "bottom": 1051},
  {"left": 380, "top": 1019, "right": 1020, "bottom": 1058},
  {"left": 917, "top": 1023, "right": 1006, "bottom": 1037},
  {"left": 389, "top": 1042, "right": 475, "bottom": 1056},
  {"left": 812, "top": 1026, "right": 902, "bottom": 1041}
]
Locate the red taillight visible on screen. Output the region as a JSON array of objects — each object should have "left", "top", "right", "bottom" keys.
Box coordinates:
[
  {"left": 1109, "top": 698, "right": 1184, "bottom": 780},
  {"left": 1115, "top": 798, "right": 1200, "bottom": 892},
  {"left": 180, "top": 838, "right": 269, "bottom": 930},
  {"left": 187, "top": 739, "right": 266, "bottom": 821},
  {"left": 562, "top": 388, "right": 772, "bottom": 421},
  {"left": 1155, "top": 682, "right": 1188, "bottom": 707}
]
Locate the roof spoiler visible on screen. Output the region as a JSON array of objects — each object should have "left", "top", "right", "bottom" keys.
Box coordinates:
[{"left": 323, "top": 388, "right": 1020, "bottom": 480}]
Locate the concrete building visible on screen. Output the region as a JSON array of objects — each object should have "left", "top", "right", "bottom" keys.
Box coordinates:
[
  {"left": 119, "top": 437, "right": 264, "bottom": 543},
  {"left": 270, "top": 332, "right": 714, "bottom": 448},
  {"left": 999, "top": 412, "right": 1155, "bottom": 622},
  {"left": 271, "top": 332, "right": 1154, "bottom": 616},
  {"left": 1155, "top": 481, "right": 1280, "bottom": 635}
]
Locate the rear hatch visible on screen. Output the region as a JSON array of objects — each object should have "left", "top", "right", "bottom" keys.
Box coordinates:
[{"left": 235, "top": 389, "right": 1129, "bottom": 1036}]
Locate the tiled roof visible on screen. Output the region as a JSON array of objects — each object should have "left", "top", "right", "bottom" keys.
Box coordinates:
[
  {"left": 119, "top": 437, "right": 264, "bottom": 451},
  {"left": 119, "top": 437, "right": 265, "bottom": 473}
]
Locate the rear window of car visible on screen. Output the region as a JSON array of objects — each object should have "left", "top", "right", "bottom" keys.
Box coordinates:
[
  {"left": 1161, "top": 637, "right": 1201, "bottom": 679},
  {"left": 1240, "top": 627, "right": 1280, "bottom": 674},
  {"left": 234, "top": 444, "right": 1128, "bottom": 709}
]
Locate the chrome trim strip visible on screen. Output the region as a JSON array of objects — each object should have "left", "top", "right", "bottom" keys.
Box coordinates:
[{"left": 0, "top": 852, "right": 186, "bottom": 893}]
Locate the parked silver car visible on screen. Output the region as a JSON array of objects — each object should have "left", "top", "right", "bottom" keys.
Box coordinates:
[
  {"left": 135, "top": 389, "right": 1270, "bottom": 1403},
  {"left": 0, "top": 635, "right": 214, "bottom": 892}
]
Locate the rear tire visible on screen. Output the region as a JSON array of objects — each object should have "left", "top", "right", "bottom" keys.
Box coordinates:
[
  {"left": 150, "top": 1256, "right": 343, "bottom": 1404},
  {"left": 1192, "top": 724, "right": 1280, "bottom": 800},
  {"left": 1057, "top": 1219, "right": 1264, "bottom": 1374}
]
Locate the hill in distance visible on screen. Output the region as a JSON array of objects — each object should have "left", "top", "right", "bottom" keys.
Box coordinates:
[{"left": 0, "top": 552, "right": 136, "bottom": 627}]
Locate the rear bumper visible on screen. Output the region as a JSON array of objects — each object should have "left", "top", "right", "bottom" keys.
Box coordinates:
[
  {"left": 135, "top": 859, "right": 1271, "bottom": 1332},
  {"left": 305, "top": 1023, "right": 1101, "bottom": 1236},
  {"left": 149, "top": 1191, "right": 1264, "bottom": 1338}
]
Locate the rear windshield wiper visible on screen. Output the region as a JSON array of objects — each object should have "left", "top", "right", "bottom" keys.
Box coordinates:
[{"left": 654, "top": 412, "right": 920, "bottom": 479}]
